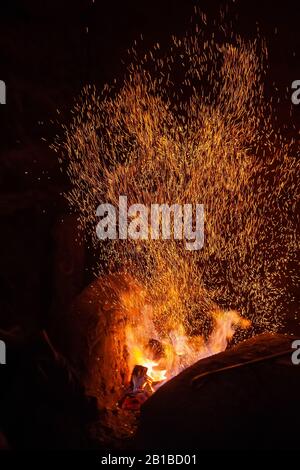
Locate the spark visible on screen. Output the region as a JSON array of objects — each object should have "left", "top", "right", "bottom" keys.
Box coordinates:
[{"left": 53, "top": 10, "right": 300, "bottom": 344}]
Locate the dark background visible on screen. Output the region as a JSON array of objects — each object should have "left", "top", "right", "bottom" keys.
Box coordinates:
[{"left": 0, "top": 0, "right": 299, "bottom": 339}]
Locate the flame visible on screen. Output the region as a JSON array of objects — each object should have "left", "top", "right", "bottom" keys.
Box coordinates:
[
  {"left": 131, "top": 346, "right": 167, "bottom": 384},
  {"left": 125, "top": 298, "right": 250, "bottom": 391}
]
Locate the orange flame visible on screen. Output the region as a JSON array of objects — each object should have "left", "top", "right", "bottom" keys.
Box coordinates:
[{"left": 125, "top": 303, "right": 250, "bottom": 391}]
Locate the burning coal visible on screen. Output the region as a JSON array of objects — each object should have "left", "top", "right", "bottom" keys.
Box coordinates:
[{"left": 53, "top": 8, "right": 300, "bottom": 402}]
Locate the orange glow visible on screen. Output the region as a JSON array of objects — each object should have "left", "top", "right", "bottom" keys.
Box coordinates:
[{"left": 125, "top": 295, "right": 250, "bottom": 391}]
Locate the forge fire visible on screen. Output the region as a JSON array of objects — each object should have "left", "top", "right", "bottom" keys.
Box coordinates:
[
  {"left": 54, "top": 6, "right": 299, "bottom": 417},
  {"left": 0, "top": 0, "right": 300, "bottom": 455},
  {"left": 121, "top": 292, "right": 250, "bottom": 408}
]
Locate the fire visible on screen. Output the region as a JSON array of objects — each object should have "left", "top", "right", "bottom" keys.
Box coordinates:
[
  {"left": 129, "top": 346, "right": 167, "bottom": 384},
  {"left": 55, "top": 8, "right": 300, "bottom": 408},
  {"left": 125, "top": 297, "right": 250, "bottom": 393}
]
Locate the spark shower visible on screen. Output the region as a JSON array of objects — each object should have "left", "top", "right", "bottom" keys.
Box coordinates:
[{"left": 54, "top": 9, "right": 300, "bottom": 346}]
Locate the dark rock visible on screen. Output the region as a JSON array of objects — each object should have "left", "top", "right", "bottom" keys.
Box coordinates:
[{"left": 136, "top": 333, "right": 300, "bottom": 450}]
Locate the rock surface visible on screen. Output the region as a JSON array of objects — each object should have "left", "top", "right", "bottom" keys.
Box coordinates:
[{"left": 136, "top": 333, "right": 300, "bottom": 450}]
